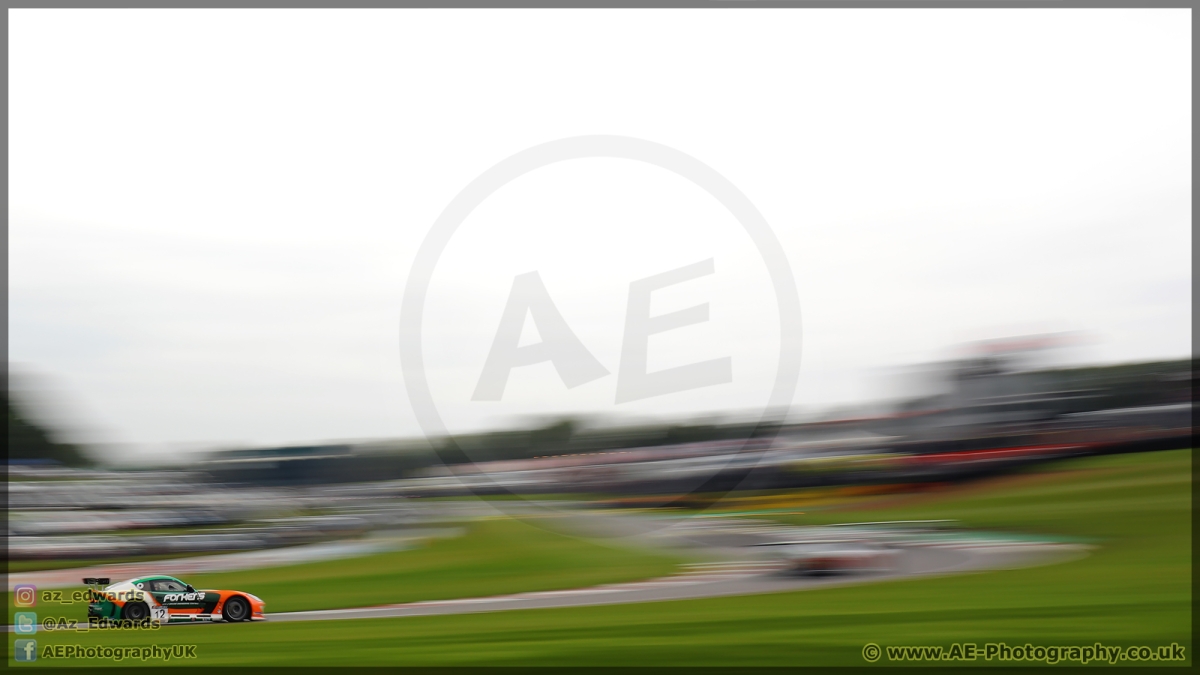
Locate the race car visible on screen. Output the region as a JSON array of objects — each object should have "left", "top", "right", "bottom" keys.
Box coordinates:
[
  {"left": 754, "top": 539, "right": 899, "bottom": 576},
  {"left": 85, "top": 576, "right": 264, "bottom": 624},
  {"left": 779, "top": 541, "right": 898, "bottom": 576}
]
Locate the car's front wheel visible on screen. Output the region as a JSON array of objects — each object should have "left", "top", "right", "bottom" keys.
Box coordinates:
[
  {"left": 222, "top": 596, "right": 250, "bottom": 622},
  {"left": 122, "top": 602, "right": 150, "bottom": 622}
]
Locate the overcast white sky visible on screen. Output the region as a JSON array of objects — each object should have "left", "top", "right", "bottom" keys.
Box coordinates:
[{"left": 8, "top": 9, "right": 1191, "bottom": 460}]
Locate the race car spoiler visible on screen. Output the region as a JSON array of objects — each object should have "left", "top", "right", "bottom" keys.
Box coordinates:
[{"left": 82, "top": 578, "right": 111, "bottom": 586}]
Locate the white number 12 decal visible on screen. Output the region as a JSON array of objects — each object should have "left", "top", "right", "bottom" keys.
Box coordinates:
[{"left": 151, "top": 606, "right": 169, "bottom": 622}]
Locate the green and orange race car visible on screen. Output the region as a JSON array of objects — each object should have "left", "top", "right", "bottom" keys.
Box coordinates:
[{"left": 85, "top": 575, "right": 265, "bottom": 624}]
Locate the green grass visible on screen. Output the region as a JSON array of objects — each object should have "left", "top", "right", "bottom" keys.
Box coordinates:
[
  {"left": 187, "top": 516, "right": 682, "bottom": 613},
  {"left": 9, "top": 449, "right": 1191, "bottom": 666}
]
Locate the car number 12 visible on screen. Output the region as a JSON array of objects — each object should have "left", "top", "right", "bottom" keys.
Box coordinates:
[{"left": 151, "top": 606, "right": 169, "bottom": 622}]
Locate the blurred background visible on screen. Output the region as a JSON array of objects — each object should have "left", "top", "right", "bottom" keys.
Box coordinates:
[
  {"left": 8, "top": 333, "right": 1191, "bottom": 563},
  {"left": 4, "top": 8, "right": 1192, "bottom": 665}
]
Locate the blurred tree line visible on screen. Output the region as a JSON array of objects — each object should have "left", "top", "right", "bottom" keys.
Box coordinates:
[
  {"left": 440, "top": 416, "right": 781, "bottom": 466},
  {"left": 7, "top": 391, "right": 92, "bottom": 467},
  {"left": 19, "top": 357, "right": 1190, "bottom": 482}
]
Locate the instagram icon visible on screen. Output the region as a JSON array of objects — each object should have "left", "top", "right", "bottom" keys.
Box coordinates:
[{"left": 14, "top": 584, "right": 37, "bottom": 607}]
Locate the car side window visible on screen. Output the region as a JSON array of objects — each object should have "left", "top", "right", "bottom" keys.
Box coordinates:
[{"left": 151, "top": 580, "right": 186, "bottom": 592}]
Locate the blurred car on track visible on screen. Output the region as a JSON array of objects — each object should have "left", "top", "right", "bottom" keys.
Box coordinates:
[{"left": 765, "top": 541, "right": 899, "bottom": 576}]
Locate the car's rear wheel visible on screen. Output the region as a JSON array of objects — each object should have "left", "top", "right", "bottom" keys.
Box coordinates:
[
  {"left": 122, "top": 602, "right": 150, "bottom": 622},
  {"left": 222, "top": 596, "right": 250, "bottom": 622}
]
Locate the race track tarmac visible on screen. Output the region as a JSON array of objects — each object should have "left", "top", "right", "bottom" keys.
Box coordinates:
[{"left": 265, "top": 541, "right": 1079, "bottom": 623}]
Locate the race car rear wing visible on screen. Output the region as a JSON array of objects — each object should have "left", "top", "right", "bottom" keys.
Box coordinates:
[{"left": 82, "top": 578, "right": 111, "bottom": 586}]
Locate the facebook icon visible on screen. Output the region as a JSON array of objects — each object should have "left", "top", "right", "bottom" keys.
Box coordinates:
[{"left": 14, "top": 639, "right": 37, "bottom": 662}]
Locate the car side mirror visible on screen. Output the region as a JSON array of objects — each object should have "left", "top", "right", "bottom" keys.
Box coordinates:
[{"left": 185, "top": 585, "right": 196, "bottom": 593}]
